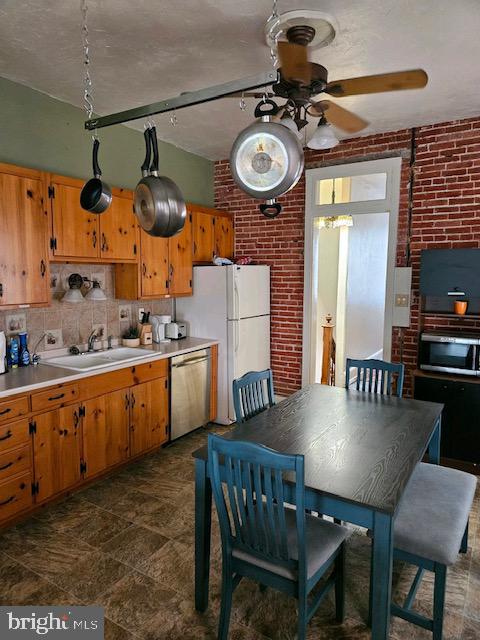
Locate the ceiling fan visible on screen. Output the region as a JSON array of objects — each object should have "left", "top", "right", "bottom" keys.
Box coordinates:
[{"left": 236, "top": 23, "right": 428, "bottom": 141}]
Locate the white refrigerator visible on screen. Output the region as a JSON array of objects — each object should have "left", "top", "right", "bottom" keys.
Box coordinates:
[{"left": 176, "top": 265, "right": 270, "bottom": 424}]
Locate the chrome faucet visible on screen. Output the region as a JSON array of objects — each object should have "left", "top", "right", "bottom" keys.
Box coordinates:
[{"left": 87, "top": 330, "right": 98, "bottom": 352}]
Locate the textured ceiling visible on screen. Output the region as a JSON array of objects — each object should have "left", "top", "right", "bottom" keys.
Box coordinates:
[{"left": 0, "top": 0, "right": 479, "bottom": 159}]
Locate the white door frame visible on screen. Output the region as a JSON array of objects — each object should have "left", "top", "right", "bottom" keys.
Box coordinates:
[{"left": 302, "top": 156, "right": 402, "bottom": 386}]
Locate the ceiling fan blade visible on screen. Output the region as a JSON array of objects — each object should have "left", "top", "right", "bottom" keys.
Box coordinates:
[
  {"left": 326, "top": 69, "right": 428, "bottom": 98},
  {"left": 311, "top": 100, "right": 369, "bottom": 133},
  {"left": 278, "top": 41, "right": 311, "bottom": 85}
]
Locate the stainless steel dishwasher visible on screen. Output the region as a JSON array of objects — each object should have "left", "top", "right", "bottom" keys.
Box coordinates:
[{"left": 170, "top": 348, "right": 211, "bottom": 440}]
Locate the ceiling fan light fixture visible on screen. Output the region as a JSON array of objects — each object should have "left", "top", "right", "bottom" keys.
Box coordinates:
[{"left": 307, "top": 117, "right": 339, "bottom": 150}]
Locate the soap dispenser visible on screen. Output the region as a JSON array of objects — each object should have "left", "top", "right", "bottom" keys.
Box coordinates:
[{"left": 0, "top": 331, "right": 7, "bottom": 375}]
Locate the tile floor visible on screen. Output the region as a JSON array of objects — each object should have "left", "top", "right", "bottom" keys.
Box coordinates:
[{"left": 0, "top": 425, "right": 479, "bottom": 639}]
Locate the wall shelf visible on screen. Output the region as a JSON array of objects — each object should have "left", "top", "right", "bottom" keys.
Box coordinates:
[{"left": 421, "top": 311, "right": 480, "bottom": 320}]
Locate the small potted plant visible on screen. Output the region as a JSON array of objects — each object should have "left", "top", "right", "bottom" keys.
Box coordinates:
[{"left": 122, "top": 326, "right": 141, "bottom": 347}]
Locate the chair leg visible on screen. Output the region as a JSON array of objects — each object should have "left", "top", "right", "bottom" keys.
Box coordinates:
[
  {"left": 218, "top": 566, "right": 234, "bottom": 640},
  {"left": 297, "top": 588, "right": 308, "bottom": 640},
  {"left": 335, "top": 544, "right": 346, "bottom": 623},
  {"left": 433, "top": 563, "right": 447, "bottom": 640},
  {"left": 367, "top": 540, "right": 373, "bottom": 627},
  {"left": 460, "top": 521, "right": 469, "bottom": 554}
]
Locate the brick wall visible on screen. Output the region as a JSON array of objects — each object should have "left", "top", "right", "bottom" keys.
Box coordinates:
[{"left": 214, "top": 117, "right": 480, "bottom": 397}]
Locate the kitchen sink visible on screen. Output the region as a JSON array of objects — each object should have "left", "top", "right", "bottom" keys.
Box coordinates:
[{"left": 40, "top": 347, "right": 155, "bottom": 372}]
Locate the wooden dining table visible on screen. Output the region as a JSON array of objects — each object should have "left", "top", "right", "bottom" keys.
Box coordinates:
[{"left": 193, "top": 384, "right": 443, "bottom": 640}]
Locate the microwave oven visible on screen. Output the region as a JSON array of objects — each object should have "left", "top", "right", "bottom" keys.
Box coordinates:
[{"left": 419, "top": 332, "right": 480, "bottom": 377}]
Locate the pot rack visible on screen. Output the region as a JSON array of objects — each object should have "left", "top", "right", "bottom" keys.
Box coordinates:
[{"left": 84, "top": 71, "right": 278, "bottom": 131}]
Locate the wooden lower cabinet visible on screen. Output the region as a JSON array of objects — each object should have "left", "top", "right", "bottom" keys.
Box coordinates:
[
  {"left": 82, "top": 389, "right": 130, "bottom": 479},
  {"left": 33, "top": 405, "right": 82, "bottom": 502},
  {"left": 130, "top": 378, "right": 169, "bottom": 456}
]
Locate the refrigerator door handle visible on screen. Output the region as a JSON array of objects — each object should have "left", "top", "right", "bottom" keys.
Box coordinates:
[
  {"left": 234, "top": 280, "right": 240, "bottom": 320},
  {"left": 234, "top": 321, "right": 239, "bottom": 353}
]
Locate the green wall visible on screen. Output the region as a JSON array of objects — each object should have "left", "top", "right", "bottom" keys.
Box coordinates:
[{"left": 0, "top": 77, "right": 214, "bottom": 206}]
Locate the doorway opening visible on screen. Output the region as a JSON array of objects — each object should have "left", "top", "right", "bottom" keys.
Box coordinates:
[{"left": 303, "top": 158, "right": 402, "bottom": 387}]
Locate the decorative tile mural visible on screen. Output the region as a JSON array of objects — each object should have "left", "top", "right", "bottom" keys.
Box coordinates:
[{"left": 0, "top": 264, "right": 173, "bottom": 354}]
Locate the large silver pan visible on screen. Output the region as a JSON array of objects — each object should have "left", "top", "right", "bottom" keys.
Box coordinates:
[
  {"left": 230, "top": 99, "right": 304, "bottom": 201},
  {"left": 134, "top": 126, "right": 186, "bottom": 237}
]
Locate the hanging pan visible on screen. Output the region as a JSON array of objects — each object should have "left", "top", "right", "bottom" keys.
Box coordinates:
[
  {"left": 230, "top": 99, "right": 304, "bottom": 201},
  {"left": 134, "top": 126, "right": 186, "bottom": 237},
  {"left": 80, "top": 138, "right": 112, "bottom": 213}
]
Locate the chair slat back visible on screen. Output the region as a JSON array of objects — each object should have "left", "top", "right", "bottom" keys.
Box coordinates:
[
  {"left": 345, "top": 358, "right": 405, "bottom": 397},
  {"left": 208, "top": 434, "right": 305, "bottom": 577},
  {"left": 233, "top": 369, "right": 275, "bottom": 423}
]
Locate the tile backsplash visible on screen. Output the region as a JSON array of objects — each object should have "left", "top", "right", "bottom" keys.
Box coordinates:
[{"left": 0, "top": 264, "right": 173, "bottom": 353}]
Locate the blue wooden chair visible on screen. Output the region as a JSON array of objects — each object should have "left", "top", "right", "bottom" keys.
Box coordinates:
[
  {"left": 232, "top": 369, "right": 275, "bottom": 423},
  {"left": 390, "top": 463, "right": 476, "bottom": 638},
  {"left": 345, "top": 358, "right": 405, "bottom": 397},
  {"left": 208, "top": 434, "right": 348, "bottom": 640}
]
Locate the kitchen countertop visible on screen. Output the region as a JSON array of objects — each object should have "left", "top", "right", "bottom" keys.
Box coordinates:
[{"left": 0, "top": 337, "right": 218, "bottom": 400}]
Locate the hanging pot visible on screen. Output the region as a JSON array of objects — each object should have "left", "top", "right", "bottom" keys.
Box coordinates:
[
  {"left": 230, "top": 99, "right": 304, "bottom": 200},
  {"left": 80, "top": 138, "right": 112, "bottom": 214},
  {"left": 134, "top": 126, "right": 186, "bottom": 238}
]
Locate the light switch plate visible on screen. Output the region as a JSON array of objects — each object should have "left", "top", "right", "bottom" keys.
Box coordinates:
[{"left": 392, "top": 267, "right": 412, "bottom": 327}]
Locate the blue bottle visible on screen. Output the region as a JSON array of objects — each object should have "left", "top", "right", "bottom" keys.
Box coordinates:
[
  {"left": 19, "top": 332, "right": 30, "bottom": 367},
  {"left": 9, "top": 337, "right": 19, "bottom": 369}
]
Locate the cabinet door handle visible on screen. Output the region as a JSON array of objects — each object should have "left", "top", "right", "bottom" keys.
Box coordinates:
[
  {"left": 131, "top": 393, "right": 136, "bottom": 408},
  {"left": 0, "top": 461, "right": 13, "bottom": 471},
  {"left": 0, "top": 496, "right": 14, "bottom": 507},
  {"left": 125, "top": 394, "right": 130, "bottom": 410},
  {"left": 142, "top": 263, "right": 147, "bottom": 277},
  {"left": 0, "top": 430, "right": 12, "bottom": 441},
  {"left": 40, "top": 260, "right": 46, "bottom": 277},
  {"left": 92, "top": 229, "right": 97, "bottom": 248},
  {"left": 48, "top": 393, "right": 65, "bottom": 401},
  {"left": 0, "top": 408, "right": 12, "bottom": 416},
  {"left": 193, "top": 241, "right": 197, "bottom": 255},
  {"left": 73, "top": 411, "right": 79, "bottom": 428},
  {"left": 0, "top": 283, "right": 3, "bottom": 297},
  {"left": 101, "top": 232, "right": 108, "bottom": 252},
  {"left": 170, "top": 264, "right": 174, "bottom": 277}
]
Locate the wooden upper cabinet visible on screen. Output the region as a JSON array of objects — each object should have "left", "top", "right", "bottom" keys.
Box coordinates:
[
  {"left": 0, "top": 163, "right": 49, "bottom": 307},
  {"left": 169, "top": 212, "right": 193, "bottom": 296},
  {"left": 33, "top": 405, "right": 82, "bottom": 502},
  {"left": 191, "top": 206, "right": 234, "bottom": 265},
  {"left": 49, "top": 174, "right": 137, "bottom": 263},
  {"left": 193, "top": 209, "right": 215, "bottom": 262},
  {"left": 100, "top": 192, "right": 138, "bottom": 261},
  {"left": 214, "top": 215, "right": 234, "bottom": 260},
  {"left": 49, "top": 176, "right": 99, "bottom": 259},
  {"left": 141, "top": 232, "right": 169, "bottom": 297}
]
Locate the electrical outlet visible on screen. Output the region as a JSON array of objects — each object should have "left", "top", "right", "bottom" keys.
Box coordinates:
[
  {"left": 138, "top": 307, "right": 145, "bottom": 321},
  {"left": 395, "top": 294, "right": 410, "bottom": 307}
]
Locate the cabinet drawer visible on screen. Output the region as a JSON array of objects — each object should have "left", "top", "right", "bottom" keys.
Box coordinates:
[
  {"left": 0, "top": 445, "right": 31, "bottom": 483},
  {"left": 0, "top": 418, "right": 30, "bottom": 453},
  {"left": 0, "top": 472, "right": 32, "bottom": 521},
  {"left": 78, "top": 359, "right": 168, "bottom": 400},
  {"left": 31, "top": 384, "right": 79, "bottom": 413},
  {"left": 0, "top": 396, "right": 29, "bottom": 425}
]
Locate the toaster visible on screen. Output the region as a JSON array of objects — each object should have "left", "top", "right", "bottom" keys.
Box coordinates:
[{"left": 165, "top": 322, "right": 188, "bottom": 340}]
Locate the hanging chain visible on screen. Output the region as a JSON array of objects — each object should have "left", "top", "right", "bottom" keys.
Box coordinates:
[
  {"left": 239, "top": 92, "right": 247, "bottom": 111},
  {"left": 81, "top": 0, "right": 96, "bottom": 139},
  {"left": 268, "top": 0, "right": 279, "bottom": 67},
  {"left": 170, "top": 111, "right": 178, "bottom": 127}
]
